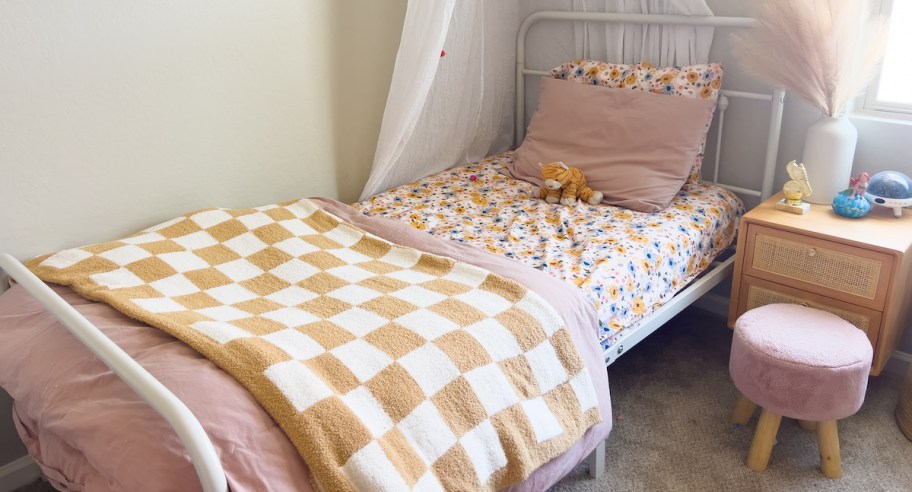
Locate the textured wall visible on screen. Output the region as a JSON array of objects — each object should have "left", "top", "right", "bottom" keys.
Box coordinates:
[{"left": 0, "top": 0, "right": 405, "bottom": 471}]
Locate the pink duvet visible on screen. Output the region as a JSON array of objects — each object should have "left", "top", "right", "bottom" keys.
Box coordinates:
[{"left": 0, "top": 199, "right": 611, "bottom": 491}]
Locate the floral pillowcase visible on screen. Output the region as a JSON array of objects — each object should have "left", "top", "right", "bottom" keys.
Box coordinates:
[{"left": 551, "top": 60, "right": 723, "bottom": 184}]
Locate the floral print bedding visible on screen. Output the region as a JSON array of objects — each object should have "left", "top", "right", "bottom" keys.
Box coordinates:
[{"left": 352, "top": 151, "right": 743, "bottom": 354}]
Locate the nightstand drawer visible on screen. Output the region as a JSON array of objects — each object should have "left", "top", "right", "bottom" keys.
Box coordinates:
[
  {"left": 737, "top": 275, "right": 881, "bottom": 349},
  {"left": 744, "top": 224, "right": 893, "bottom": 311}
]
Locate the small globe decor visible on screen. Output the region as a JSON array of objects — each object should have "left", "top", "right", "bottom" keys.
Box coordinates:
[
  {"left": 865, "top": 171, "right": 912, "bottom": 218},
  {"left": 832, "top": 189, "right": 871, "bottom": 218}
]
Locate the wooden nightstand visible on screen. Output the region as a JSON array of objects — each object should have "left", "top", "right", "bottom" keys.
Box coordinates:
[{"left": 728, "top": 193, "right": 912, "bottom": 375}]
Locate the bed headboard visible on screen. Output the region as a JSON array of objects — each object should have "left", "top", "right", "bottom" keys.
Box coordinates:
[{"left": 514, "top": 11, "right": 785, "bottom": 202}]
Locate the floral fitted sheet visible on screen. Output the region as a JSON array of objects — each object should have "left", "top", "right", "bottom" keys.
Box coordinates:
[{"left": 353, "top": 151, "right": 743, "bottom": 353}]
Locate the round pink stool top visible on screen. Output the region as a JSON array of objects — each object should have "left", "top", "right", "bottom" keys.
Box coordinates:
[{"left": 730, "top": 303, "right": 873, "bottom": 421}]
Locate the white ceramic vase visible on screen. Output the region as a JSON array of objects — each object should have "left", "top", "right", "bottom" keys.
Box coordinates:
[{"left": 801, "top": 115, "right": 858, "bottom": 205}]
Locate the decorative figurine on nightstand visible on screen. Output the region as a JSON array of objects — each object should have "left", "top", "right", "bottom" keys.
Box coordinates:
[
  {"left": 775, "top": 160, "right": 812, "bottom": 215},
  {"left": 865, "top": 171, "right": 912, "bottom": 218},
  {"left": 832, "top": 172, "right": 872, "bottom": 218}
]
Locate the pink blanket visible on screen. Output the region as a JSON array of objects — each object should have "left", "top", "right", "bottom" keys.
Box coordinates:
[{"left": 0, "top": 199, "right": 611, "bottom": 491}]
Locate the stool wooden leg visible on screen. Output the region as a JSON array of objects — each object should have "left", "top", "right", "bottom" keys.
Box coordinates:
[
  {"left": 747, "top": 408, "right": 782, "bottom": 472},
  {"left": 817, "top": 420, "right": 842, "bottom": 479},
  {"left": 731, "top": 394, "right": 757, "bottom": 425},
  {"left": 799, "top": 420, "right": 818, "bottom": 431}
]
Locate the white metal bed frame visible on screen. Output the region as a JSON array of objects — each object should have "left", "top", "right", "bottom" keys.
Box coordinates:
[{"left": 0, "top": 11, "right": 783, "bottom": 492}]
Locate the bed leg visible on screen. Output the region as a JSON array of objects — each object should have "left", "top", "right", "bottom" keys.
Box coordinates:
[{"left": 587, "top": 439, "right": 606, "bottom": 479}]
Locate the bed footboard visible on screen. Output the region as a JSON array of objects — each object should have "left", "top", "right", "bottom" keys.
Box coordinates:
[{"left": 0, "top": 254, "right": 228, "bottom": 492}]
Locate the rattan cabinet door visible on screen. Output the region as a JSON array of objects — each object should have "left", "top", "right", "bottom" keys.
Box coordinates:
[
  {"left": 736, "top": 275, "right": 881, "bottom": 350},
  {"left": 743, "top": 224, "right": 893, "bottom": 311}
]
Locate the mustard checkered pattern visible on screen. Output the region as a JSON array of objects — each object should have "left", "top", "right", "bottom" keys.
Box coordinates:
[{"left": 29, "top": 198, "right": 601, "bottom": 491}]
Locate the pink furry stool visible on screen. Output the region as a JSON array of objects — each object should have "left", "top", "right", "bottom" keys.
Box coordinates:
[{"left": 729, "top": 303, "right": 873, "bottom": 478}]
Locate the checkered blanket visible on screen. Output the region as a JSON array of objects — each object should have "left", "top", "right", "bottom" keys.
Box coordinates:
[{"left": 28, "top": 198, "right": 601, "bottom": 491}]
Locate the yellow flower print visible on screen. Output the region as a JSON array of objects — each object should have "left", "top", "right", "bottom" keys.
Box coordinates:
[
  {"left": 700, "top": 86, "right": 713, "bottom": 99},
  {"left": 587, "top": 67, "right": 599, "bottom": 77},
  {"left": 615, "top": 245, "right": 627, "bottom": 254},
  {"left": 615, "top": 211, "right": 633, "bottom": 220},
  {"left": 686, "top": 71, "right": 699, "bottom": 83},
  {"left": 630, "top": 234, "right": 648, "bottom": 244},
  {"left": 632, "top": 298, "right": 646, "bottom": 315},
  {"left": 409, "top": 219, "right": 426, "bottom": 230},
  {"left": 640, "top": 62, "right": 655, "bottom": 70},
  {"left": 625, "top": 74, "right": 637, "bottom": 86},
  {"left": 675, "top": 203, "right": 694, "bottom": 212},
  {"left": 609, "top": 69, "right": 620, "bottom": 79},
  {"left": 609, "top": 319, "right": 623, "bottom": 331},
  {"left": 454, "top": 206, "right": 465, "bottom": 214},
  {"left": 659, "top": 73, "right": 675, "bottom": 84},
  {"left": 609, "top": 285, "right": 619, "bottom": 299},
  {"left": 710, "top": 79, "right": 721, "bottom": 90}
]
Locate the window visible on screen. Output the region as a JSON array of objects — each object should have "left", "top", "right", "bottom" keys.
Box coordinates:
[{"left": 864, "top": 0, "right": 912, "bottom": 115}]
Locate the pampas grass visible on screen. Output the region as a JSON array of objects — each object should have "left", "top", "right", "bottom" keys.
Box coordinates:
[{"left": 732, "top": 0, "right": 888, "bottom": 117}]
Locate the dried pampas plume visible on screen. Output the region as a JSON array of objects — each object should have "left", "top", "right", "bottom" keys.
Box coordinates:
[{"left": 732, "top": 0, "right": 888, "bottom": 117}]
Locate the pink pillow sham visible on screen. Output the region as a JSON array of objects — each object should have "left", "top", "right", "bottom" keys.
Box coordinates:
[
  {"left": 504, "top": 76, "right": 717, "bottom": 213},
  {"left": 551, "top": 60, "right": 724, "bottom": 184}
]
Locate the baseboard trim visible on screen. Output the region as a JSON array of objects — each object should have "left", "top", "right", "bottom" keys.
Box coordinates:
[
  {"left": 893, "top": 350, "right": 912, "bottom": 363},
  {"left": 0, "top": 455, "right": 42, "bottom": 492}
]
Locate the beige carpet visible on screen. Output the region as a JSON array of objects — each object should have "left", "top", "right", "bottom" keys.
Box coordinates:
[
  {"left": 15, "top": 308, "right": 912, "bottom": 492},
  {"left": 554, "top": 308, "right": 912, "bottom": 491}
]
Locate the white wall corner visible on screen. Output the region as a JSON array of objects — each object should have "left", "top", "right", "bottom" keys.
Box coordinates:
[{"left": 0, "top": 455, "right": 42, "bottom": 492}]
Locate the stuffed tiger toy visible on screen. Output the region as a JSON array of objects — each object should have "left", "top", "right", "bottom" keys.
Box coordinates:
[{"left": 532, "top": 162, "right": 604, "bottom": 206}]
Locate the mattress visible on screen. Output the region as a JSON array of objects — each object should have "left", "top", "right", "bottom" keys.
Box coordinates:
[
  {"left": 354, "top": 151, "right": 744, "bottom": 352},
  {"left": 0, "top": 198, "right": 612, "bottom": 492}
]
